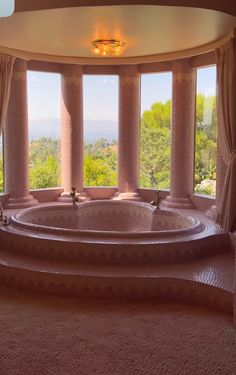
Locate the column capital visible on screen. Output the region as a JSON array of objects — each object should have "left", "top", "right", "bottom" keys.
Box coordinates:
[
  {"left": 62, "top": 64, "right": 83, "bottom": 87},
  {"left": 119, "top": 65, "right": 139, "bottom": 77},
  {"left": 62, "top": 64, "right": 83, "bottom": 74},
  {"left": 172, "top": 59, "right": 195, "bottom": 85},
  {"left": 172, "top": 58, "right": 192, "bottom": 72}
]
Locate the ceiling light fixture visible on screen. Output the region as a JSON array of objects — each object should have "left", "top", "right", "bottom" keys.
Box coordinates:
[{"left": 91, "top": 39, "right": 126, "bottom": 57}]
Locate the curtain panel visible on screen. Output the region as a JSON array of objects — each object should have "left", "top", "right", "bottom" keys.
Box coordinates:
[
  {"left": 215, "top": 38, "right": 236, "bottom": 231},
  {"left": 0, "top": 53, "right": 15, "bottom": 134}
]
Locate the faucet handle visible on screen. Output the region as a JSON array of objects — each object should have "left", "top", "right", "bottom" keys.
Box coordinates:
[
  {"left": 3, "top": 216, "right": 8, "bottom": 226},
  {"left": 70, "top": 187, "right": 77, "bottom": 197}
]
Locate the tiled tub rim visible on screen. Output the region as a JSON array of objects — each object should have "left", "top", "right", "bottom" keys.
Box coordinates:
[
  {"left": 9, "top": 201, "right": 205, "bottom": 239},
  {"left": 0, "top": 201, "right": 230, "bottom": 265}
]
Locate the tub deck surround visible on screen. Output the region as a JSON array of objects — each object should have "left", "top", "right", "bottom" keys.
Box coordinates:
[
  {"left": 0, "top": 200, "right": 228, "bottom": 265},
  {"left": 112, "top": 192, "right": 142, "bottom": 201},
  {"left": 0, "top": 201, "right": 233, "bottom": 313}
]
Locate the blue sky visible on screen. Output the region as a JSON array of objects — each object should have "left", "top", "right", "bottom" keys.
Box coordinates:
[
  {"left": 83, "top": 75, "right": 118, "bottom": 121},
  {"left": 27, "top": 72, "right": 61, "bottom": 121},
  {"left": 27, "top": 65, "right": 216, "bottom": 123},
  {"left": 141, "top": 72, "right": 172, "bottom": 114},
  {"left": 0, "top": 0, "right": 14, "bottom": 17},
  {"left": 197, "top": 66, "right": 216, "bottom": 95}
]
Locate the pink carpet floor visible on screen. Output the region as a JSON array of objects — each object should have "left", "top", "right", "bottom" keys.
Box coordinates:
[{"left": 0, "top": 286, "right": 236, "bottom": 375}]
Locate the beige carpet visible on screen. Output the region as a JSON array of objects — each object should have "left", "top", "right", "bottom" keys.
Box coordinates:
[{"left": 0, "top": 286, "right": 235, "bottom": 375}]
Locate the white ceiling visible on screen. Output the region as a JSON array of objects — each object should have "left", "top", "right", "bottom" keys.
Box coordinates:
[{"left": 0, "top": 5, "right": 235, "bottom": 60}]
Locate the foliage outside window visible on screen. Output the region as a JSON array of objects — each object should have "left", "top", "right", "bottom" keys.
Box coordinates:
[
  {"left": 195, "top": 67, "right": 217, "bottom": 197},
  {"left": 27, "top": 71, "right": 61, "bottom": 189},
  {"left": 0, "top": 136, "right": 3, "bottom": 193},
  {"left": 140, "top": 73, "right": 172, "bottom": 189},
  {"left": 83, "top": 75, "right": 118, "bottom": 186}
]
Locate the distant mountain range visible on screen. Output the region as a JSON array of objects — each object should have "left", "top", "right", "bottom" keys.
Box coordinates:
[{"left": 28, "top": 118, "right": 118, "bottom": 143}]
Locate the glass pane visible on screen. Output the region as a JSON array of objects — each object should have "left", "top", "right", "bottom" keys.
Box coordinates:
[
  {"left": 0, "top": 0, "right": 14, "bottom": 17},
  {"left": 140, "top": 72, "right": 172, "bottom": 189},
  {"left": 27, "top": 71, "right": 61, "bottom": 189},
  {"left": 83, "top": 75, "right": 118, "bottom": 187},
  {"left": 195, "top": 66, "right": 217, "bottom": 197}
]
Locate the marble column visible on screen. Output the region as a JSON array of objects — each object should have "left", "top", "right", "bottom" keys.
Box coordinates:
[
  {"left": 4, "top": 58, "right": 38, "bottom": 208},
  {"left": 163, "top": 60, "right": 195, "bottom": 209},
  {"left": 114, "top": 65, "right": 141, "bottom": 200},
  {"left": 59, "top": 64, "right": 87, "bottom": 202}
]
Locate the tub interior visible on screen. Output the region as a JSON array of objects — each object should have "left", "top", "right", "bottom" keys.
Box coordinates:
[{"left": 14, "top": 201, "right": 196, "bottom": 233}]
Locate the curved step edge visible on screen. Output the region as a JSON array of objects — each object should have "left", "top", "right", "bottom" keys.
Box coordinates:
[{"left": 0, "top": 263, "right": 232, "bottom": 313}]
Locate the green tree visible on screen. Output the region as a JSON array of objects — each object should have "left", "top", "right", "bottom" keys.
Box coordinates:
[
  {"left": 84, "top": 156, "right": 117, "bottom": 186},
  {"left": 140, "top": 100, "right": 171, "bottom": 189},
  {"left": 194, "top": 94, "right": 216, "bottom": 196},
  {"left": 29, "top": 156, "right": 60, "bottom": 189},
  {"left": 140, "top": 95, "right": 217, "bottom": 196},
  {"left": 29, "top": 138, "right": 60, "bottom": 189},
  {"left": 84, "top": 138, "right": 118, "bottom": 186}
]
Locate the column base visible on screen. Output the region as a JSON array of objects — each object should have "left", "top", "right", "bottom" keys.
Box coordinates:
[
  {"left": 58, "top": 191, "right": 89, "bottom": 203},
  {"left": 112, "top": 191, "right": 142, "bottom": 201},
  {"left": 205, "top": 205, "right": 217, "bottom": 221},
  {"left": 161, "top": 195, "right": 194, "bottom": 209},
  {"left": 5, "top": 195, "right": 38, "bottom": 209}
]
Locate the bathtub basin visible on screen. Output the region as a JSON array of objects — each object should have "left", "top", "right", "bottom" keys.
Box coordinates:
[
  {"left": 0, "top": 200, "right": 212, "bottom": 265},
  {"left": 9, "top": 200, "right": 204, "bottom": 239}
]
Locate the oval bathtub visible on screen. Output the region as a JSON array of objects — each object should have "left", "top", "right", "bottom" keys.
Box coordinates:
[
  {"left": 9, "top": 200, "right": 203, "bottom": 238},
  {"left": 1, "top": 200, "right": 208, "bottom": 264}
]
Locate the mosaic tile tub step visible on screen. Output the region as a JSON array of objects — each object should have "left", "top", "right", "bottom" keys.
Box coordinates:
[
  {"left": 0, "top": 249, "right": 233, "bottom": 312},
  {"left": 0, "top": 201, "right": 233, "bottom": 312},
  {"left": 0, "top": 201, "right": 231, "bottom": 264}
]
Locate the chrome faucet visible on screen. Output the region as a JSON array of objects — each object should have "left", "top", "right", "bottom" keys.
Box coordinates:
[
  {"left": 150, "top": 190, "right": 162, "bottom": 208},
  {"left": 70, "top": 186, "right": 79, "bottom": 206}
]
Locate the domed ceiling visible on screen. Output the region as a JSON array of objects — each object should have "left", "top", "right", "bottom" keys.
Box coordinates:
[{"left": 0, "top": 4, "right": 236, "bottom": 63}]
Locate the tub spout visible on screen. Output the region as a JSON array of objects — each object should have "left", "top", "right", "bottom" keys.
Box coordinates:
[
  {"left": 150, "top": 190, "right": 161, "bottom": 208},
  {"left": 70, "top": 187, "right": 79, "bottom": 206}
]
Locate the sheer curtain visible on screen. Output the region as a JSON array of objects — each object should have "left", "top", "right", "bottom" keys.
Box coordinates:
[
  {"left": 215, "top": 38, "right": 236, "bottom": 231},
  {"left": 0, "top": 53, "right": 15, "bottom": 134}
]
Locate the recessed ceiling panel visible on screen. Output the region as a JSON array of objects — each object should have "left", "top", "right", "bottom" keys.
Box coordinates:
[{"left": 0, "top": 5, "right": 235, "bottom": 59}]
